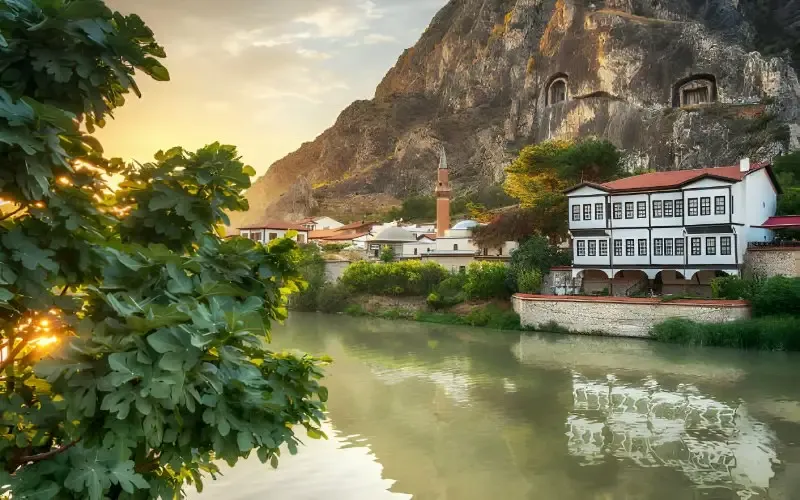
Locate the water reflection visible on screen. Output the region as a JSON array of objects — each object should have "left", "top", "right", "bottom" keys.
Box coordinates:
[
  {"left": 193, "top": 314, "right": 800, "bottom": 500},
  {"left": 567, "top": 373, "right": 777, "bottom": 498}
]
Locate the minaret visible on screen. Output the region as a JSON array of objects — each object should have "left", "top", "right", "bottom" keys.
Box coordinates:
[{"left": 435, "top": 146, "right": 451, "bottom": 237}]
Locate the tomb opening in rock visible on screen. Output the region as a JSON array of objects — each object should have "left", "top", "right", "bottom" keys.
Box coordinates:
[
  {"left": 673, "top": 74, "right": 717, "bottom": 107},
  {"left": 546, "top": 73, "right": 569, "bottom": 105}
]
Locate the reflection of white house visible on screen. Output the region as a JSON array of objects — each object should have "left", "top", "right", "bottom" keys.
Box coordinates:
[
  {"left": 564, "top": 159, "right": 780, "bottom": 295},
  {"left": 238, "top": 221, "right": 310, "bottom": 244},
  {"left": 566, "top": 373, "right": 777, "bottom": 496}
]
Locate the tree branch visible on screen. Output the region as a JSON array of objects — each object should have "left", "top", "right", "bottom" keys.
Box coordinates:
[
  {"left": 18, "top": 439, "right": 79, "bottom": 464},
  {"left": 0, "top": 338, "right": 29, "bottom": 373},
  {"left": 0, "top": 205, "right": 26, "bottom": 222}
]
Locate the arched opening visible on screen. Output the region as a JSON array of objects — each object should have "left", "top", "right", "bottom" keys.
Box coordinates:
[
  {"left": 545, "top": 73, "right": 569, "bottom": 106},
  {"left": 580, "top": 269, "right": 611, "bottom": 296},
  {"left": 612, "top": 270, "right": 650, "bottom": 297},
  {"left": 672, "top": 74, "right": 717, "bottom": 107},
  {"left": 687, "top": 270, "right": 729, "bottom": 298},
  {"left": 655, "top": 270, "right": 687, "bottom": 296}
]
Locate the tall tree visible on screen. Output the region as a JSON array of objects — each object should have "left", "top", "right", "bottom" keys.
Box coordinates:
[{"left": 0, "top": 1, "right": 326, "bottom": 498}]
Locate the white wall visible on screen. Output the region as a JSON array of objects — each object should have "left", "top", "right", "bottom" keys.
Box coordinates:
[
  {"left": 569, "top": 195, "right": 607, "bottom": 230},
  {"left": 649, "top": 192, "right": 684, "bottom": 228},
  {"left": 743, "top": 169, "right": 777, "bottom": 244},
  {"left": 685, "top": 233, "right": 737, "bottom": 266},
  {"left": 240, "top": 229, "right": 308, "bottom": 244},
  {"left": 436, "top": 236, "right": 475, "bottom": 253},
  {"left": 608, "top": 228, "right": 650, "bottom": 266},
  {"left": 402, "top": 241, "right": 436, "bottom": 257},
  {"left": 313, "top": 217, "right": 343, "bottom": 230},
  {"left": 608, "top": 193, "right": 649, "bottom": 229},
  {"left": 683, "top": 185, "right": 731, "bottom": 226},
  {"left": 573, "top": 237, "right": 611, "bottom": 267},
  {"left": 650, "top": 227, "right": 686, "bottom": 266}
]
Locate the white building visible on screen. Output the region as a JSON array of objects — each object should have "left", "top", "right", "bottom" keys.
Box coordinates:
[
  {"left": 298, "top": 216, "right": 343, "bottom": 231},
  {"left": 238, "top": 221, "right": 310, "bottom": 244},
  {"left": 564, "top": 159, "right": 780, "bottom": 295}
]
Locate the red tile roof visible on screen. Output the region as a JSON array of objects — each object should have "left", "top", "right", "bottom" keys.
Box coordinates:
[
  {"left": 418, "top": 233, "right": 437, "bottom": 240},
  {"left": 756, "top": 215, "right": 800, "bottom": 229},
  {"left": 566, "top": 162, "right": 772, "bottom": 194},
  {"left": 314, "top": 230, "right": 371, "bottom": 241},
  {"left": 239, "top": 220, "right": 308, "bottom": 231}
]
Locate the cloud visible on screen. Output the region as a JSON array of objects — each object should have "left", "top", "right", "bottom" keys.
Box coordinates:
[
  {"left": 296, "top": 48, "right": 333, "bottom": 60},
  {"left": 363, "top": 33, "right": 397, "bottom": 44}
]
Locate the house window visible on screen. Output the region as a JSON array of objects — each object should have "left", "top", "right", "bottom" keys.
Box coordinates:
[
  {"left": 664, "top": 238, "right": 673, "bottom": 256},
  {"left": 588, "top": 240, "right": 596, "bottom": 256},
  {"left": 572, "top": 205, "right": 580, "bottom": 221},
  {"left": 688, "top": 198, "right": 698, "bottom": 216},
  {"left": 483, "top": 248, "right": 489, "bottom": 256},
  {"left": 626, "top": 239, "right": 634, "bottom": 257},
  {"left": 453, "top": 244, "right": 459, "bottom": 251},
  {"left": 269, "top": 232, "right": 278, "bottom": 241},
  {"left": 547, "top": 77, "right": 568, "bottom": 105},
  {"left": 700, "top": 197, "right": 711, "bottom": 216},
  {"left": 625, "top": 202, "right": 634, "bottom": 219},
  {"left": 663, "top": 200, "right": 673, "bottom": 218},
  {"left": 614, "top": 239, "right": 623, "bottom": 256},
  {"left": 459, "top": 266, "right": 466, "bottom": 273},
  {"left": 730, "top": 195, "right": 734, "bottom": 214},
  {"left": 595, "top": 203, "right": 604, "bottom": 220},
  {"left": 691, "top": 237, "right": 701, "bottom": 256},
  {"left": 414, "top": 248, "right": 418, "bottom": 255},
  {"left": 721, "top": 236, "right": 732, "bottom": 255},
  {"left": 652, "top": 200, "right": 663, "bottom": 218},
  {"left": 576, "top": 240, "right": 586, "bottom": 256},
  {"left": 675, "top": 238, "right": 685, "bottom": 256},
  {"left": 675, "top": 200, "right": 683, "bottom": 218},
  {"left": 653, "top": 238, "right": 663, "bottom": 256},
  {"left": 599, "top": 240, "right": 608, "bottom": 256},
  {"left": 706, "top": 237, "right": 716, "bottom": 255},
  {"left": 613, "top": 203, "right": 622, "bottom": 219},
  {"left": 637, "top": 201, "right": 647, "bottom": 218},
  {"left": 297, "top": 234, "right": 306, "bottom": 244},
  {"left": 638, "top": 239, "right": 647, "bottom": 256},
  {"left": 583, "top": 204, "right": 591, "bottom": 220},
  {"left": 715, "top": 196, "right": 725, "bottom": 215}
]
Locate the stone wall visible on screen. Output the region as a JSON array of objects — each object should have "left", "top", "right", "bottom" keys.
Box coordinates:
[
  {"left": 512, "top": 295, "right": 750, "bottom": 338},
  {"left": 743, "top": 247, "right": 800, "bottom": 278},
  {"left": 323, "top": 260, "right": 351, "bottom": 282}
]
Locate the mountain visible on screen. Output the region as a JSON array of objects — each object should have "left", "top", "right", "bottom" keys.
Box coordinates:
[{"left": 230, "top": 0, "right": 800, "bottom": 229}]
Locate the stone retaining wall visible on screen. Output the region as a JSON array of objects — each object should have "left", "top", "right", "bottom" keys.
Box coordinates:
[
  {"left": 512, "top": 295, "right": 750, "bottom": 338},
  {"left": 743, "top": 247, "right": 800, "bottom": 278}
]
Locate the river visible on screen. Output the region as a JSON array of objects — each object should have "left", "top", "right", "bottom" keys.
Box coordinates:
[{"left": 190, "top": 313, "right": 800, "bottom": 500}]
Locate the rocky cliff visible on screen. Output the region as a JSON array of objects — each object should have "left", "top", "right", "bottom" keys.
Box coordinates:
[{"left": 231, "top": 0, "right": 800, "bottom": 228}]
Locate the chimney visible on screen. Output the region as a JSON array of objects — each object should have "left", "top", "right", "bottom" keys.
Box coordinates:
[{"left": 739, "top": 158, "right": 750, "bottom": 173}]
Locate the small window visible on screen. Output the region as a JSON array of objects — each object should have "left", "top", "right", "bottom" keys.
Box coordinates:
[
  {"left": 664, "top": 238, "right": 673, "bottom": 256},
  {"left": 626, "top": 239, "right": 634, "bottom": 257},
  {"left": 269, "top": 232, "right": 278, "bottom": 241},
  {"left": 625, "top": 202, "right": 634, "bottom": 219},
  {"left": 613, "top": 203, "right": 622, "bottom": 220},
  {"left": 453, "top": 244, "right": 459, "bottom": 251},
  {"left": 414, "top": 248, "right": 418, "bottom": 255},
  {"left": 663, "top": 200, "right": 673, "bottom": 218},
  {"left": 572, "top": 205, "right": 580, "bottom": 221},
  {"left": 675, "top": 200, "right": 684, "bottom": 218},
  {"left": 691, "top": 237, "right": 701, "bottom": 256},
  {"left": 599, "top": 240, "right": 608, "bottom": 256},
  {"left": 652, "top": 200, "right": 663, "bottom": 218},
  {"left": 638, "top": 239, "right": 647, "bottom": 256},
  {"left": 730, "top": 195, "right": 734, "bottom": 214},
  {"left": 459, "top": 266, "right": 466, "bottom": 273},
  {"left": 706, "top": 237, "right": 716, "bottom": 255},
  {"left": 583, "top": 204, "right": 591, "bottom": 221},
  {"left": 715, "top": 196, "right": 725, "bottom": 215},
  {"left": 483, "top": 248, "right": 488, "bottom": 256},
  {"left": 594, "top": 203, "right": 604, "bottom": 220},
  {"left": 614, "top": 239, "right": 623, "bottom": 256},
  {"left": 675, "top": 238, "right": 685, "bottom": 256},
  {"left": 700, "top": 197, "right": 711, "bottom": 216},
  {"left": 721, "top": 236, "right": 732, "bottom": 256},
  {"left": 576, "top": 240, "right": 586, "bottom": 256},
  {"left": 374, "top": 249, "right": 380, "bottom": 258},
  {"left": 688, "top": 198, "right": 698, "bottom": 217},
  {"left": 637, "top": 201, "right": 647, "bottom": 218},
  {"left": 498, "top": 247, "right": 503, "bottom": 256},
  {"left": 588, "top": 240, "right": 596, "bottom": 256},
  {"left": 654, "top": 238, "right": 663, "bottom": 256}
]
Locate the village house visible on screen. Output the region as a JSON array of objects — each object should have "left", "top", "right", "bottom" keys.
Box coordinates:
[
  {"left": 309, "top": 220, "right": 375, "bottom": 249},
  {"left": 564, "top": 158, "right": 781, "bottom": 296},
  {"left": 298, "top": 216, "right": 344, "bottom": 232},
  {"left": 238, "top": 221, "right": 309, "bottom": 244}
]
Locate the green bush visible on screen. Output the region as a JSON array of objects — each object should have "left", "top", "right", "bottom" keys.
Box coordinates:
[
  {"left": 515, "top": 268, "right": 543, "bottom": 294},
  {"left": 380, "top": 245, "right": 396, "bottom": 262},
  {"left": 316, "top": 282, "right": 352, "bottom": 313},
  {"left": 344, "top": 304, "right": 368, "bottom": 316},
  {"left": 751, "top": 276, "right": 800, "bottom": 317},
  {"left": 413, "top": 311, "right": 467, "bottom": 325},
  {"left": 341, "top": 260, "right": 448, "bottom": 296},
  {"left": 464, "top": 304, "right": 522, "bottom": 330},
  {"left": 289, "top": 244, "right": 327, "bottom": 311},
  {"left": 427, "top": 273, "right": 468, "bottom": 309},
  {"left": 464, "top": 261, "right": 512, "bottom": 300},
  {"left": 711, "top": 275, "right": 762, "bottom": 300},
  {"left": 650, "top": 316, "right": 800, "bottom": 351}
]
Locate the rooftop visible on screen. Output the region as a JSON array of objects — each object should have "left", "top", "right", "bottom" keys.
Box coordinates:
[
  {"left": 373, "top": 226, "right": 417, "bottom": 242},
  {"left": 239, "top": 220, "right": 308, "bottom": 231},
  {"left": 756, "top": 215, "right": 800, "bottom": 229},
  {"left": 566, "top": 162, "right": 774, "bottom": 194}
]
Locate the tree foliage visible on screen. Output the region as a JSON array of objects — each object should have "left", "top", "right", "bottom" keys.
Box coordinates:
[{"left": 0, "top": 1, "right": 326, "bottom": 498}]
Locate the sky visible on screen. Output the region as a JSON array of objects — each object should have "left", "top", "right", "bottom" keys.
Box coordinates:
[{"left": 99, "top": 0, "right": 446, "bottom": 176}]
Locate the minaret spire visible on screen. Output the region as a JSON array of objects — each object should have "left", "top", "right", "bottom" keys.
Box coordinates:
[{"left": 435, "top": 146, "right": 451, "bottom": 237}]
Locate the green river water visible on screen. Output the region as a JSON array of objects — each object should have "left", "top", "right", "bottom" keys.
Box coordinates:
[{"left": 191, "top": 313, "right": 800, "bottom": 500}]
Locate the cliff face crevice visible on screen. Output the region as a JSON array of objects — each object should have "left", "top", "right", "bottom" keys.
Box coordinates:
[{"left": 230, "top": 0, "right": 800, "bottom": 227}]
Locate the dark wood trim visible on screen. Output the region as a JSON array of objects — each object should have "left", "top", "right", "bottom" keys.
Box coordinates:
[{"left": 571, "top": 263, "right": 739, "bottom": 270}]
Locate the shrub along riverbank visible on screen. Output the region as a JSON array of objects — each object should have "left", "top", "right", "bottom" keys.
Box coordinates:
[{"left": 650, "top": 275, "right": 800, "bottom": 351}]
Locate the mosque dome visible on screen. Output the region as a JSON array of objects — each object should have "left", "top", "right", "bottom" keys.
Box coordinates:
[{"left": 451, "top": 220, "right": 480, "bottom": 230}]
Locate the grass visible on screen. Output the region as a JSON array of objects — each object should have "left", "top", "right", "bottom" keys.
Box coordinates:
[
  {"left": 650, "top": 316, "right": 800, "bottom": 351},
  {"left": 342, "top": 303, "right": 525, "bottom": 331}
]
